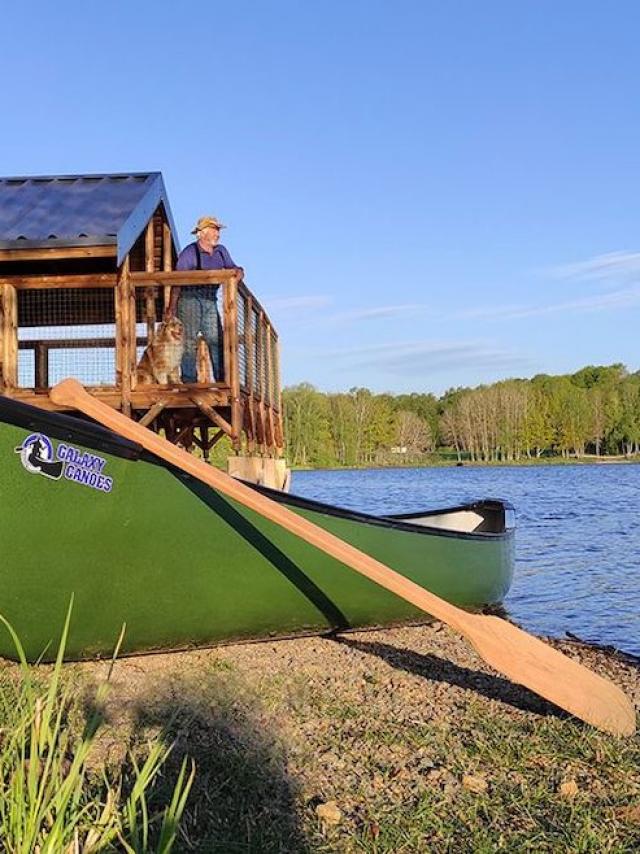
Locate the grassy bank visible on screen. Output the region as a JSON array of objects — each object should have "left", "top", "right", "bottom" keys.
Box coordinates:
[
  {"left": 5, "top": 623, "right": 635, "bottom": 853},
  {"left": 0, "top": 613, "right": 193, "bottom": 852}
]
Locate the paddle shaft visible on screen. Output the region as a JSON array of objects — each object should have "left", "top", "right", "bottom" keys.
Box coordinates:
[
  {"left": 49, "top": 380, "right": 636, "bottom": 736},
  {"left": 49, "top": 382, "right": 470, "bottom": 632}
]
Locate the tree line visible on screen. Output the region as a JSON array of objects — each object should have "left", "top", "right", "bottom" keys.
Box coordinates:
[{"left": 282, "top": 364, "right": 640, "bottom": 467}]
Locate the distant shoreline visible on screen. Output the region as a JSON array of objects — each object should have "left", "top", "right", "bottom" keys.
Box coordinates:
[{"left": 290, "top": 456, "right": 640, "bottom": 473}]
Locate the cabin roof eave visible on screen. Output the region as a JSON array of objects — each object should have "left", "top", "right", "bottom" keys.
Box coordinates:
[
  {"left": 115, "top": 172, "right": 180, "bottom": 266},
  {"left": 0, "top": 236, "right": 117, "bottom": 250}
]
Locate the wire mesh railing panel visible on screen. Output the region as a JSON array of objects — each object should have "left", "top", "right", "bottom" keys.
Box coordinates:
[
  {"left": 18, "top": 324, "right": 118, "bottom": 387},
  {"left": 17, "top": 349, "right": 34, "bottom": 388},
  {"left": 262, "top": 324, "right": 271, "bottom": 406},
  {"left": 19, "top": 288, "right": 116, "bottom": 327},
  {"left": 52, "top": 344, "right": 115, "bottom": 387},
  {"left": 10, "top": 278, "right": 282, "bottom": 422},
  {"left": 134, "top": 290, "right": 163, "bottom": 327},
  {"left": 17, "top": 288, "right": 117, "bottom": 388},
  {"left": 252, "top": 309, "right": 261, "bottom": 397},
  {"left": 237, "top": 290, "right": 248, "bottom": 389}
]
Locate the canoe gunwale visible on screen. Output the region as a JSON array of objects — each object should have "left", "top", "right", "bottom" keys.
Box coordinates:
[{"left": 242, "top": 482, "right": 515, "bottom": 543}]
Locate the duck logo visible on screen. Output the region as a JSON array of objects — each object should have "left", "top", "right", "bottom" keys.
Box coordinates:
[
  {"left": 15, "top": 433, "right": 64, "bottom": 480},
  {"left": 14, "top": 432, "right": 114, "bottom": 493}
]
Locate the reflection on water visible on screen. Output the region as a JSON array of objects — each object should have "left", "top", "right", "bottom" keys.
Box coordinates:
[{"left": 291, "top": 463, "right": 640, "bottom": 657}]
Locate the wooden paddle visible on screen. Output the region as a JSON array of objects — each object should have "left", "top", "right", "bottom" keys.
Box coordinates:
[{"left": 50, "top": 379, "right": 636, "bottom": 737}]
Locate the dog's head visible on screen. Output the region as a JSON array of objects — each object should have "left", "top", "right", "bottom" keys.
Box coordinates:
[{"left": 158, "top": 317, "right": 185, "bottom": 344}]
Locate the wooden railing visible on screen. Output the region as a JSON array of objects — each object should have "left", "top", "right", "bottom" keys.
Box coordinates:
[
  {"left": 0, "top": 268, "right": 283, "bottom": 453},
  {"left": 131, "top": 269, "right": 281, "bottom": 406}
]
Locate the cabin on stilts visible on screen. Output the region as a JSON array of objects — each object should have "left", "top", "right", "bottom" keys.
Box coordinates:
[{"left": 0, "top": 172, "right": 288, "bottom": 489}]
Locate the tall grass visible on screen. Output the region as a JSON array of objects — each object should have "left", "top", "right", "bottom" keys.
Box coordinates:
[{"left": 0, "top": 603, "right": 194, "bottom": 853}]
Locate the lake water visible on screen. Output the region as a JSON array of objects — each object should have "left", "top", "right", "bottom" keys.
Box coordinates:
[{"left": 290, "top": 464, "right": 640, "bottom": 658}]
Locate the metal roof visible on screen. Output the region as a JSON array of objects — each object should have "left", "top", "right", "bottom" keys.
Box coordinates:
[{"left": 0, "top": 172, "right": 180, "bottom": 264}]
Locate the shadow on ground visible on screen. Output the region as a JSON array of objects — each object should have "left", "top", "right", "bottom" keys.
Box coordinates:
[
  {"left": 92, "top": 666, "right": 311, "bottom": 854},
  {"left": 331, "top": 634, "right": 567, "bottom": 719}
]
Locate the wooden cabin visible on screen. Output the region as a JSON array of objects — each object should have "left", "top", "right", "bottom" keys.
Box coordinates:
[{"left": 0, "top": 172, "right": 287, "bottom": 488}]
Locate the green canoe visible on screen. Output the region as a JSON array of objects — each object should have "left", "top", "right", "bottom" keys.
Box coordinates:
[{"left": 0, "top": 397, "right": 515, "bottom": 662}]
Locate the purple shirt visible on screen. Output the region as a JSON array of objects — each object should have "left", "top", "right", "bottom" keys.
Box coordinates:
[{"left": 175, "top": 242, "right": 239, "bottom": 298}]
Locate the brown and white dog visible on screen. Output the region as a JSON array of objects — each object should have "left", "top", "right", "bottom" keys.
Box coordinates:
[{"left": 135, "top": 317, "right": 185, "bottom": 385}]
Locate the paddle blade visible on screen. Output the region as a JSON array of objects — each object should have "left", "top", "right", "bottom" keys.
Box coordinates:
[{"left": 463, "top": 613, "right": 636, "bottom": 737}]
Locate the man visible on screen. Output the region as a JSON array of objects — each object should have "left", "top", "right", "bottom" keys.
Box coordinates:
[{"left": 168, "top": 215, "right": 244, "bottom": 382}]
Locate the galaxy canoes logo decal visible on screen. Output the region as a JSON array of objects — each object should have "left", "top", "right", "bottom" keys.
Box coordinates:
[{"left": 15, "top": 433, "right": 114, "bottom": 493}]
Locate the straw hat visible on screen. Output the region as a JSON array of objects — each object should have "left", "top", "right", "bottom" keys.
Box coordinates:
[{"left": 191, "top": 215, "right": 226, "bottom": 234}]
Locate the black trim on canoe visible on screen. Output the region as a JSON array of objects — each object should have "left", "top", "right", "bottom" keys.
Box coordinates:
[
  {"left": 0, "top": 395, "right": 145, "bottom": 461},
  {"left": 238, "top": 479, "right": 514, "bottom": 541},
  {"left": 1, "top": 395, "right": 515, "bottom": 542}
]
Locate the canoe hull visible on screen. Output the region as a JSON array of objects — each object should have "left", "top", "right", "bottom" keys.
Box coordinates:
[{"left": 0, "top": 399, "right": 515, "bottom": 661}]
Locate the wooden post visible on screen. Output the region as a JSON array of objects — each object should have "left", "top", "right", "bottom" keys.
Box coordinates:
[
  {"left": 116, "top": 257, "right": 132, "bottom": 415},
  {"left": 226, "top": 274, "right": 241, "bottom": 449},
  {"left": 144, "top": 220, "right": 156, "bottom": 343},
  {"left": 196, "top": 334, "right": 213, "bottom": 383},
  {"left": 222, "top": 280, "right": 233, "bottom": 387},
  {"left": 114, "top": 279, "right": 123, "bottom": 389},
  {"left": 0, "top": 287, "right": 5, "bottom": 391},
  {"left": 265, "top": 321, "right": 276, "bottom": 453},
  {"left": 255, "top": 313, "right": 266, "bottom": 454},
  {"left": 275, "top": 335, "right": 284, "bottom": 453},
  {"left": 1, "top": 285, "right": 18, "bottom": 392},
  {"left": 243, "top": 402, "right": 256, "bottom": 453},
  {"left": 199, "top": 425, "right": 210, "bottom": 460},
  {"left": 34, "top": 343, "right": 49, "bottom": 390},
  {"left": 244, "top": 294, "right": 256, "bottom": 453},
  {"left": 128, "top": 259, "right": 138, "bottom": 393},
  {"left": 162, "top": 220, "right": 173, "bottom": 312}
]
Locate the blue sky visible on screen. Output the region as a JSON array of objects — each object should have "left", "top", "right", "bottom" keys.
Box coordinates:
[{"left": 2, "top": 1, "right": 639, "bottom": 394}]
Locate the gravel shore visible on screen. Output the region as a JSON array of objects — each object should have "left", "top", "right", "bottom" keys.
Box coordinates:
[{"left": 80, "top": 622, "right": 640, "bottom": 852}]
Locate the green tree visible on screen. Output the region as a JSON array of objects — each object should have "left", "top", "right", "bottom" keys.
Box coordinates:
[
  {"left": 283, "top": 383, "right": 332, "bottom": 466},
  {"left": 278, "top": 363, "right": 638, "bottom": 467}
]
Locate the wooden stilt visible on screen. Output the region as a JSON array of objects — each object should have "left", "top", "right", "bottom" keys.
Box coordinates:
[{"left": 199, "top": 425, "right": 210, "bottom": 460}]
